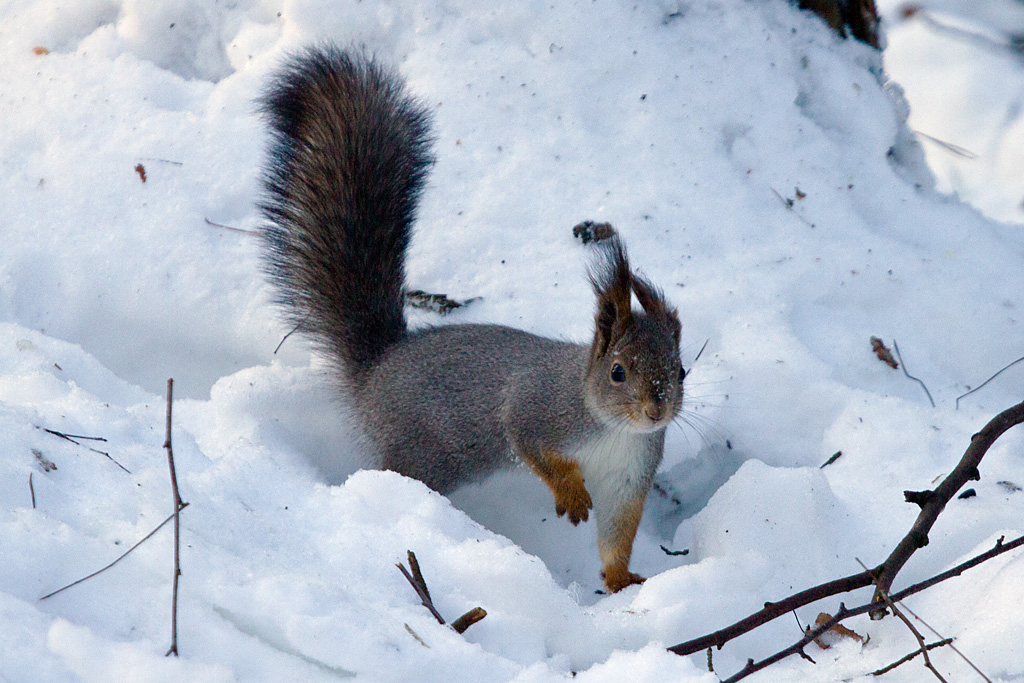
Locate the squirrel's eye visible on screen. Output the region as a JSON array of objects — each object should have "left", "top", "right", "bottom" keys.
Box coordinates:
[
  {"left": 679, "top": 365, "right": 687, "bottom": 383},
  {"left": 610, "top": 363, "right": 626, "bottom": 384}
]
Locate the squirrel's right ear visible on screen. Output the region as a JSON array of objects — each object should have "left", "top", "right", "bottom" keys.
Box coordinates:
[{"left": 589, "top": 236, "right": 632, "bottom": 357}]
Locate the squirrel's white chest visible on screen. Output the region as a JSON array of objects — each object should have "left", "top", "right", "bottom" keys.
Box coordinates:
[{"left": 572, "top": 429, "right": 655, "bottom": 506}]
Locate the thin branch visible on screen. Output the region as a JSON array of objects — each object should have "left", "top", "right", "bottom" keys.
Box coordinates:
[
  {"left": 669, "top": 526, "right": 1024, "bottom": 659},
  {"left": 43, "top": 427, "right": 130, "bottom": 473},
  {"left": 670, "top": 402, "right": 1024, "bottom": 656},
  {"left": 29, "top": 473, "right": 36, "bottom": 509},
  {"left": 691, "top": 338, "right": 710, "bottom": 366},
  {"left": 819, "top": 451, "right": 843, "bottom": 469},
  {"left": 273, "top": 324, "right": 302, "bottom": 355},
  {"left": 42, "top": 430, "right": 107, "bottom": 442},
  {"left": 858, "top": 558, "right": 948, "bottom": 682},
  {"left": 138, "top": 157, "right": 184, "bottom": 166},
  {"left": 396, "top": 550, "right": 487, "bottom": 634},
  {"left": 397, "top": 557, "right": 445, "bottom": 625},
  {"left": 406, "top": 551, "right": 432, "bottom": 604},
  {"left": 770, "top": 187, "right": 814, "bottom": 227},
  {"left": 667, "top": 569, "right": 876, "bottom": 655},
  {"left": 956, "top": 355, "right": 1024, "bottom": 409},
  {"left": 164, "top": 378, "right": 185, "bottom": 657},
  {"left": 914, "top": 10, "right": 1021, "bottom": 58},
  {"left": 872, "top": 400, "right": 1024, "bottom": 607},
  {"left": 450, "top": 607, "right": 487, "bottom": 634},
  {"left": 872, "top": 639, "right": 954, "bottom": 677},
  {"left": 892, "top": 340, "right": 935, "bottom": 407},
  {"left": 39, "top": 506, "right": 187, "bottom": 600},
  {"left": 204, "top": 217, "right": 255, "bottom": 234},
  {"left": 898, "top": 601, "right": 991, "bottom": 682},
  {"left": 707, "top": 533, "right": 1024, "bottom": 682},
  {"left": 913, "top": 130, "right": 978, "bottom": 159}
]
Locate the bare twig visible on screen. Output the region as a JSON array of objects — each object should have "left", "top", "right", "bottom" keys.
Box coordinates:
[
  {"left": 397, "top": 552, "right": 445, "bottom": 625},
  {"left": 872, "top": 400, "right": 1024, "bottom": 609},
  {"left": 858, "top": 558, "right": 947, "bottom": 682},
  {"left": 204, "top": 217, "right": 255, "bottom": 234},
  {"left": 164, "top": 378, "right": 185, "bottom": 657},
  {"left": 39, "top": 506, "right": 187, "bottom": 600},
  {"left": 43, "top": 427, "right": 130, "bottom": 473},
  {"left": 138, "top": 157, "right": 184, "bottom": 166},
  {"left": 691, "top": 338, "right": 710, "bottom": 366},
  {"left": 667, "top": 400, "right": 1024, "bottom": 656},
  {"left": 913, "top": 130, "right": 978, "bottom": 159},
  {"left": 273, "top": 324, "right": 301, "bottom": 355},
  {"left": 703, "top": 533, "right": 1024, "bottom": 682},
  {"left": 29, "top": 473, "right": 36, "bottom": 509},
  {"left": 771, "top": 187, "right": 815, "bottom": 227},
  {"left": 396, "top": 550, "right": 487, "bottom": 634},
  {"left": 451, "top": 607, "right": 487, "bottom": 634},
  {"left": 898, "top": 602, "right": 992, "bottom": 682},
  {"left": 913, "top": 10, "right": 1021, "bottom": 59},
  {"left": 956, "top": 355, "right": 1024, "bottom": 409},
  {"left": 892, "top": 340, "right": 935, "bottom": 407},
  {"left": 872, "top": 639, "right": 954, "bottom": 677},
  {"left": 819, "top": 451, "right": 843, "bottom": 469},
  {"left": 667, "top": 569, "right": 877, "bottom": 655},
  {"left": 406, "top": 551, "right": 431, "bottom": 603},
  {"left": 42, "top": 430, "right": 107, "bottom": 442}
]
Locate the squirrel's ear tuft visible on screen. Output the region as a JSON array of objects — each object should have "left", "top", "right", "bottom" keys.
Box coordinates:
[
  {"left": 589, "top": 236, "right": 633, "bottom": 356},
  {"left": 632, "top": 272, "right": 681, "bottom": 343}
]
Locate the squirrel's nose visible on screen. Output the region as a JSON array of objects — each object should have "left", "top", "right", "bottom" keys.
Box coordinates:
[{"left": 644, "top": 405, "right": 664, "bottom": 422}]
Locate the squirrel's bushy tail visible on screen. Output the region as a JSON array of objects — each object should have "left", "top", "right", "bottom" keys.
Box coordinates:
[{"left": 259, "top": 46, "right": 433, "bottom": 385}]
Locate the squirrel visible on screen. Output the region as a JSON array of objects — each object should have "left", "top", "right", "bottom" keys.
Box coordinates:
[{"left": 258, "top": 45, "right": 685, "bottom": 593}]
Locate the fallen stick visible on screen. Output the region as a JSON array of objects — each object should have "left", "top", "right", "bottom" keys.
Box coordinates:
[{"left": 668, "top": 400, "right": 1024, "bottom": 660}]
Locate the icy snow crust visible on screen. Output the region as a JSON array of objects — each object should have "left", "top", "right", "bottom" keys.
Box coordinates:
[{"left": 1, "top": 1, "right": 1023, "bottom": 681}]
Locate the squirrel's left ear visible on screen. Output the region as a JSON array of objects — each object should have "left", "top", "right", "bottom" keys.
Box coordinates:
[
  {"left": 590, "top": 236, "right": 633, "bottom": 357},
  {"left": 632, "top": 273, "right": 681, "bottom": 344}
]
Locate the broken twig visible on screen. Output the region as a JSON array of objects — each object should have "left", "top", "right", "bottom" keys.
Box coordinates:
[
  {"left": 164, "top": 378, "right": 185, "bottom": 657},
  {"left": 397, "top": 550, "right": 487, "bottom": 634},
  {"left": 39, "top": 507, "right": 187, "bottom": 601},
  {"left": 858, "top": 558, "right": 948, "bottom": 682},
  {"left": 43, "top": 427, "right": 130, "bottom": 473},
  {"left": 956, "top": 354, "right": 1024, "bottom": 409},
  {"left": 892, "top": 340, "right": 934, "bottom": 407}
]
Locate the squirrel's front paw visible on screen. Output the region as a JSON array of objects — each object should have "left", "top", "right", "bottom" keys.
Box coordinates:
[
  {"left": 601, "top": 566, "right": 646, "bottom": 593},
  {"left": 554, "top": 484, "right": 593, "bottom": 525}
]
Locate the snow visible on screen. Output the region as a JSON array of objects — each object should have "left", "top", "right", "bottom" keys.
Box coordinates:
[
  {"left": 2, "top": 1, "right": 1023, "bottom": 681},
  {"left": 878, "top": 0, "right": 1024, "bottom": 222}
]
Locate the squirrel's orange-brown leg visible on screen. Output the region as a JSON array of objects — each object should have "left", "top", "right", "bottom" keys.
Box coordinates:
[
  {"left": 598, "top": 491, "right": 648, "bottom": 592},
  {"left": 518, "top": 448, "right": 593, "bottom": 525}
]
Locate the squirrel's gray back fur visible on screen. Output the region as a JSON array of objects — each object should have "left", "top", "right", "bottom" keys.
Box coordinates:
[{"left": 357, "top": 324, "right": 599, "bottom": 492}]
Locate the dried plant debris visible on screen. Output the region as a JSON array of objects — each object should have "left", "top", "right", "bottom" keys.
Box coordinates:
[
  {"left": 997, "top": 480, "right": 1022, "bottom": 493},
  {"left": 572, "top": 220, "right": 617, "bottom": 245},
  {"left": 820, "top": 451, "right": 843, "bottom": 468},
  {"left": 135, "top": 163, "right": 147, "bottom": 183},
  {"left": 810, "top": 612, "right": 864, "bottom": 649},
  {"left": 405, "top": 289, "right": 479, "bottom": 315},
  {"left": 33, "top": 448, "right": 57, "bottom": 472},
  {"left": 870, "top": 336, "right": 898, "bottom": 369}
]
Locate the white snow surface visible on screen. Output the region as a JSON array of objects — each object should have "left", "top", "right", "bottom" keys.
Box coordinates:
[
  {"left": 878, "top": 0, "right": 1024, "bottom": 223},
  {"left": 2, "top": 1, "right": 1023, "bottom": 681}
]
